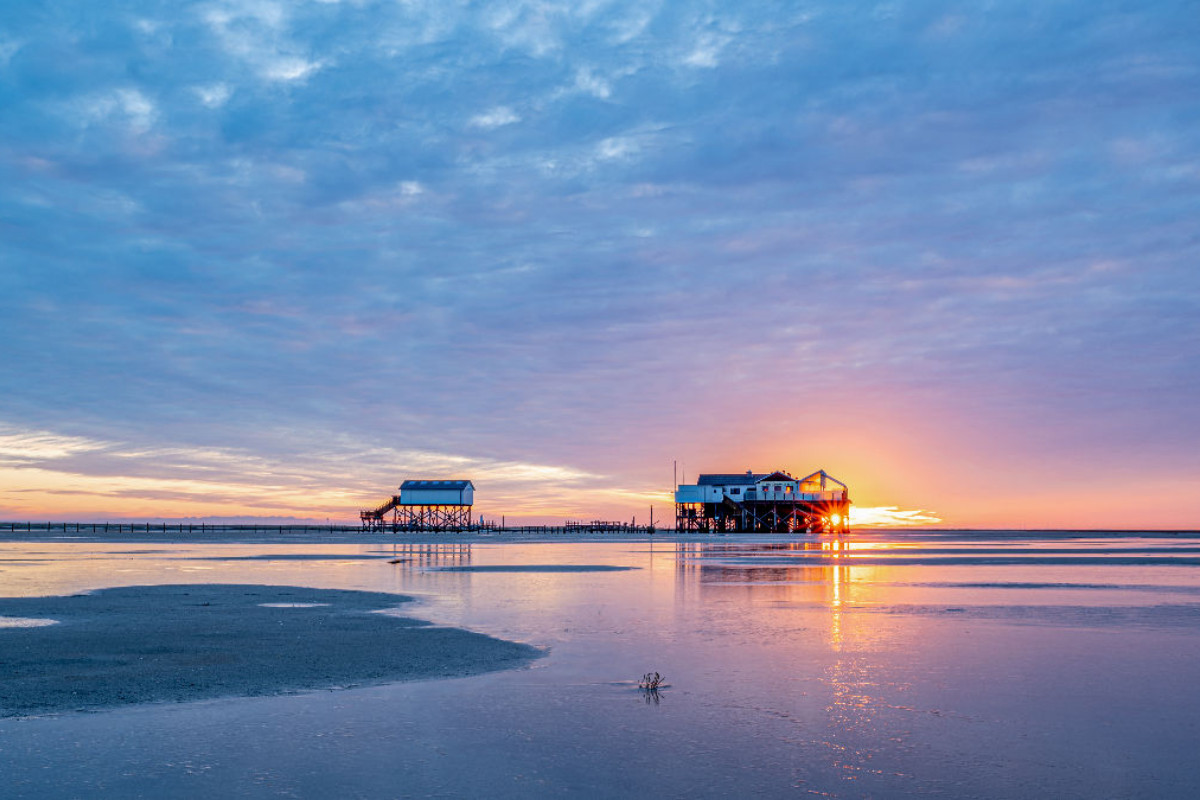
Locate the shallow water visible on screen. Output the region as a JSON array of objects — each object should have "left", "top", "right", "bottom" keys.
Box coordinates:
[{"left": 2, "top": 531, "right": 1200, "bottom": 798}]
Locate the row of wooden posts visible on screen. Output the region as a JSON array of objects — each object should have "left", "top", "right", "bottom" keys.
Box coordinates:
[
  {"left": 0, "top": 521, "right": 359, "bottom": 534},
  {"left": 0, "top": 521, "right": 663, "bottom": 535}
]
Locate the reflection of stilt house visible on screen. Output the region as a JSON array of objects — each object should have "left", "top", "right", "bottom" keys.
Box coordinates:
[
  {"left": 674, "top": 470, "right": 850, "bottom": 533},
  {"left": 360, "top": 480, "right": 474, "bottom": 532}
]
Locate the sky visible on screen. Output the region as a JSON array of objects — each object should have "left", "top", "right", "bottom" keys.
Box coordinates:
[{"left": 1, "top": 1, "right": 1198, "bottom": 528}]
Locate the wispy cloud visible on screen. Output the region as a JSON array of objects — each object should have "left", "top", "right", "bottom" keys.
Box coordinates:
[
  {"left": 682, "top": 33, "right": 728, "bottom": 68},
  {"left": 0, "top": 422, "right": 610, "bottom": 521},
  {"left": 0, "top": 426, "right": 109, "bottom": 465},
  {"left": 74, "top": 89, "right": 158, "bottom": 133},
  {"left": 850, "top": 507, "right": 943, "bottom": 528},
  {"left": 470, "top": 106, "right": 522, "bottom": 129},
  {"left": 0, "top": 37, "right": 22, "bottom": 66},
  {"left": 200, "top": 0, "right": 326, "bottom": 83},
  {"left": 194, "top": 83, "right": 232, "bottom": 108}
]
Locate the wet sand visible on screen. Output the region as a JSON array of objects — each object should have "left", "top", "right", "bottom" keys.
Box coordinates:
[
  {"left": 431, "top": 564, "right": 637, "bottom": 572},
  {"left": 0, "top": 584, "right": 541, "bottom": 717}
]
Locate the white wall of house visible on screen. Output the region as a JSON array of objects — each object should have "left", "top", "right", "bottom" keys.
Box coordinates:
[{"left": 401, "top": 485, "right": 473, "bottom": 505}]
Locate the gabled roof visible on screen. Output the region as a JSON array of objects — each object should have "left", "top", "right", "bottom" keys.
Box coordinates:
[
  {"left": 400, "top": 479, "right": 474, "bottom": 490},
  {"left": 797, "top": 470, "right": 848, "bottom": 490},
  {"left": 694, "top": 470, "right": 846, "bottom": 488},
  {"left": 697, "top": 473, "right": 765, "bottom": 486}
]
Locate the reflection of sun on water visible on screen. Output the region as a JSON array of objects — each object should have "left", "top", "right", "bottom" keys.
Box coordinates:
[
  {"left": 821, "top": 538, "right": 850, "bottom": 650},
  {"left": 819, "top": 536, "right": 906, "bottom": 784}
]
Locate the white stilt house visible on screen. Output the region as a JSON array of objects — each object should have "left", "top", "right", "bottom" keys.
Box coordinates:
[
  {"left": 360, "top": 479, "right": 475, "bottom": 531},
  {"left": 675, "top": 469, "right": 850, "bottom": 533}
]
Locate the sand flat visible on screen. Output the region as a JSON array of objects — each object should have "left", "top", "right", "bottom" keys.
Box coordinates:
[
  {"left": 430, "top": 564, "right": 636, "bottom": 572},
  {"left": 0, "top": 584, "right": 541, "bottom": 717}
]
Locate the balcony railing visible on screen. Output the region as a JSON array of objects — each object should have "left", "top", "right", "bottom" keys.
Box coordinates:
[{"left": 744, "top": 491, "right": 844, "bottom": 502}]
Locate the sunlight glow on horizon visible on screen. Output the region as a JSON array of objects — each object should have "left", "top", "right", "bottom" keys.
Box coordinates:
[
  {"left": 0, "top": 422, "right": 686, "bottom": 523},
  {"left": 849, "top": 506, "right": 943, "bottom": 528},
  {"left": 0, "top": 426, "right": 946, "bottom": 525},
  {"left": 0, "top": 418, "right": 1190, "bottom": 529}
]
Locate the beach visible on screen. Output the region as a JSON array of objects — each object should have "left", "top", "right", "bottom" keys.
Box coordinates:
[{"left": 3, "top": 530, "right": 1200, "bottom": 798}]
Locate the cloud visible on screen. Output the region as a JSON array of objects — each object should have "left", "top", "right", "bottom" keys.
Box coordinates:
[
  {"left": 682, "top": 33, "right": 728, "bottom": 68},
  {"left": 470, "top": 106, "right": 522, "bottom": 129},
  {"left": 850, "top": 507, "right": 943, "bottom": 528},
  {"left": 75, "top": 88, "right": 158, "bottom": 133},
  {"left": 0, "top": 426, "right": 109, "bottom": 465},
  {"left": 0, "top": 37, "right": 21, "bottom": 66},
  {"left": 200, "top": 0, "right": 326, "bottom": 83},
  {"left": 194, "top": 83, "right": 232, "bottom": 108},
  {"left": 595, "top": 136, "right": 636, "bottom": 160},
  {"left": 261, "top": 56, "right": 324, "bottom": 82},
  {"left": 573, "top": 67, "right": 612, "bottom": 99},
  {"left": 0, "top": 421, "right": 613, "bottom": 520},
  {"left": 1, "top": 2, "right": 1198, "bottom": 526},
  {"left": 482, "top": 2, "right": 567, "bottom": 57}
]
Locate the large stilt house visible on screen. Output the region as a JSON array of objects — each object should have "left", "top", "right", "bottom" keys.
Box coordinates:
[{"left": 674, "top": 469, "right": 850, "bottom": 533}]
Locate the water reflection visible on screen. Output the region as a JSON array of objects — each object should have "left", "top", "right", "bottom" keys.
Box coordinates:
[
  {"left": 677, "top": 539, "right": 857, "bottom": 619},
  {"left": 384, "top": 542, "right": 472, "bottom": 568},
  {"left": 5, "top": 534, "right": 1200, "bottom": 798},
  {"left": 674, "top": 538, "right": 908, "bottom": 789}
]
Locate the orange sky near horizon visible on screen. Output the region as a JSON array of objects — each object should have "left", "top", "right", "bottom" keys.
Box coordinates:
[{"left": 2, "top": 431, "right": 1196, "bottom": 529}]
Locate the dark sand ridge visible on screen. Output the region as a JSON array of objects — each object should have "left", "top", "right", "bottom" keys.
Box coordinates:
[
  {"left": 0, "top": 584, "right": 542, "bottom": 718},
  {"left": 430, "top": 565, "right": 637, "bottom": 572}
]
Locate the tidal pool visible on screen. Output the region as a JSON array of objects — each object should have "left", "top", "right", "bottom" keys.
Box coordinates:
[{"left": 2, "top": 531, "right": 1199, "bottom": 798}]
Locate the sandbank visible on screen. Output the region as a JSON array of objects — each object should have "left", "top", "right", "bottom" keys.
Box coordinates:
[
  {"left": 0, "top": 584, "right": 541, "bottom": 717},
  {"left": 430, "top": 564, "right": 636, "bottom": 572}
]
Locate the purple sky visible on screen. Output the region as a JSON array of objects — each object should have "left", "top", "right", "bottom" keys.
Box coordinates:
[{"left": 1, "top": 1, "right": 1198, "bottom": 526}]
